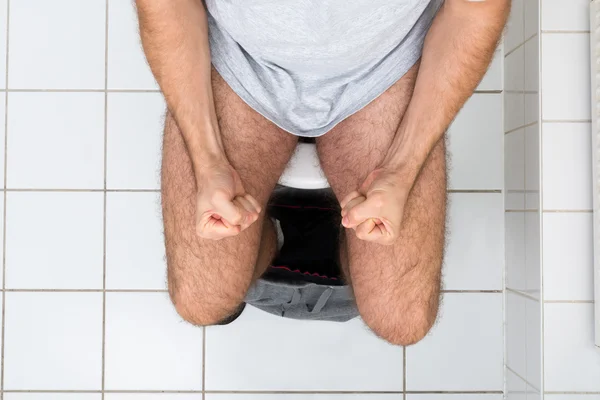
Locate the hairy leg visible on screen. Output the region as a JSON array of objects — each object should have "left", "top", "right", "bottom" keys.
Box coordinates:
[
  {"left": 162, "top": 66, "right": 298, "bottom": 325},
  {"left": 316, "top": 63, "right": 447, "bottom": 345}
]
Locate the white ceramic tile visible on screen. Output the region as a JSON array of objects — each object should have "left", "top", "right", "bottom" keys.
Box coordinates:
[
  {"left": 106, "top": 396, "right": 202, "bottom": 400},
  {"left": 0, "top": 94, "right": 4, "bottom": 188},
  {"left": 546, "top": 396, "right": 600, "bottom": 400},
  {"left": 505, "top": 129, "right": 525, "bottom": 210},
  {"left": 541, "top": 33, "right": 591, "bottom": 121},
  {"left": 524, "top": 38, "right": 539, "bottom": 126},
  {"left": 544, "top": 303, "right": 600, "bottom": 391},
  {"left": 5, "top": 396, "right": 102, "bottom": 400},
  {"left": 506, "top": 212, "right": 526, "bottom": 291},
  {"left": 505, "top": 0, "right": 524, "bottom": 53},
  {"left": 507, "top": 368, "right": 527, "bottom": 400},
  {"left": 506, "top": 45, "right": 525, "bottom": 92},
  {"left": 524, "top": 211, "right": 541, "bottom": 298},
  {"left": 205, "top": 306, "right": 403, "bottom": 391},
  {"left": 104, "top": 292, "right": 203, "bottom": 391},
  {"left": 526, "top": 298, "right": 541, "bottom": 391},
  {"left": 5, "top": 192, "right": 104, "bottom": 289},
  {"left": 406, "top": 293, "right": 503, "bottom": 391},
  {"left": 8, "top": 0, "right": 105, "bottom": 89},
  {"left": 107, "top": 0, "right": 158, "bottom": 89},
  {"left": 506, "top": 292, "right": 527, "bottom": 378},
  {"left": 7, "top": 92, "right": 104, "bottom": 189},
  {"left": 106, "top": 192, "right": 165, "bottom": 289},
  {"left": 542, "top": 0, "right": 591, "bottom": 31},
  {"left": 526, "top": 387, "right": 541, "bottom": 400},
  {"left": 505, "top": 91, "right": 525, "bottom": 134},
  {"left": 524, "top": 0, "right": 539, "bottom": 39},
  {"left": 448, "top": 94, "right": 503, "bottom": 190},
  {"left": 3, "top": 292, "right": 103, "bottom": 390},
  {"left": 107, "top": 92, "right": 164, "bottom": 190},
  {"left": 407, "top": 396, "right": 502, "bottom": 400},
  {"left": 0, "top": 0, "right": 6, "bottom": 89},
  {"left": 542, "top": 122, "right": 592, "bottom": 210},
  {"left": 524, "top": 124, "right": 540, "bottom": 211},
  {"left": 444, "top": 193, "right": 503, "bottom": 290},
  {"left": 542, "top": 212, "right": 594, "bottom": 301},
  {"left": 477, "top": 50, "right": 503, "bottom": 91},
  {"left": 207, "top": 396, "right": 400, "bottom": 400}
]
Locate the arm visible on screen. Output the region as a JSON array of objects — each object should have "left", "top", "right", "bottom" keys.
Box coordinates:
[
  {"left": 382, "top": 0, "right": 510, "bottom": 178},
  {"left": 136, "top": 0, "right": 225, "bottom": 175},
  {"left": 136, "top": 0, "right": 260, "bottom": 239}
]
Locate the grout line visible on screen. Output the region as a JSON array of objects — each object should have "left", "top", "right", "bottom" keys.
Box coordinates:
[
  {"left": 541, "top": 30, "right": 591, "bottom": 34},
  {"left": 506, "top": 366, "right": 540, "bottom": 392},
  {"left": 0, "top": 390, "right": 506, "bottom": 394},
  {"left": 504, "top": 121, "right": 538, "bottom": 135},
  {"left": 473, "top": 90, "right": 503, "bottom": 94},
  {"left": 0, "top": 89, "right": 161, "bottom": 93},
  {"left": 544, "top": 300, "right": 595, "bottom": 304},
  {"left": 1, "top": 0, "right": 10, "bottom": 397},
  {"left": 101, "top": 0, "right": 109, "bottom": 398},
  {"left": 441, "top": 290, "right": 502, "bottom": 293},
  {"left": 545, "top": 392, "right": 600, "bottom": 395},
  {"left": 1, "top": 188, "right": 159, "bottom": 192},
  {"left": 504, "top": 90, "right": 539, "bottom": 94},
  {"left": 446, "top": 189, "right": 501, "bottom": 193},
  {"left": 541, "top": 119, "right": 592, "bottom": 124},
  {"left": 202, "top": 326, "right": 206, "bottom": 399},
  {"left": 506, "top": 288, "right": 539, "bottom": 302},
  {"left": 543, "top": 209, "right": 592, "bottom": 213},
  {"left": 505, "top": 209, "right": 538, "bottom": 213},
  {"left": 2, "top": 289, "right": 168, "bottom": 292},
  {"left": 504, "top": 33, "right": 538, "bottom": 58},
  {"left": 538, "top": 5, "right": 546, "bottom": 394}
]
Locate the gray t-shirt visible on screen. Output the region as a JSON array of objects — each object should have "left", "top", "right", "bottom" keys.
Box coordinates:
[{"left": 205, "top": 0, "right": 443, "bottom": 137}]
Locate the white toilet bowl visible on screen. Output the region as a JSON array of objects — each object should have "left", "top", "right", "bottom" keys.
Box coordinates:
[{"left": 277, "top": 142, "right": 330, "bottom": 189}]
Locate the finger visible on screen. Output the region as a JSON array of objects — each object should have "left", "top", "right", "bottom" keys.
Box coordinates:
[
  {"left": 343, "top": 196, "right": 375, "bottom": 228},
  {"left": 210, "top": 191, "right": 244, "bottom": 226},
  {"left": 232, "top": 198, "right": 253, "bottom": 229},
  {"left": 340, "top": 191, "right": 362, "bottom": 211},
  {"left": 235, "top": 197, "right": 259, "bottom": 227},
  {"left": 243, "top": 193, "right": 262, "bottom": 214},
  {"left": 354, "top": 218, "right": 378, "bottom": 241},
  {"left": 197, "top": 215, "right": 241, "bottom": 240}
]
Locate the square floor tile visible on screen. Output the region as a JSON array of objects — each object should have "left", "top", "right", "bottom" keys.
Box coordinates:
[
  {"left": 506, "top": 292, "right": 527, "bottom": 378},
  {"left": 543, "top": 212, "right": 594, "bottom": 301},
  {"left": 448, "top": 94, "right": 503, "bottom": 190},
  {"left": 544, "top": 303, "right": 600, "bottom": 391},
  {"left": 5, "top": 192, "right": 104, "bottom": 289},
  {"left": 505, "top": 0, "right": 524, "bottom": 53},
  {"left": 3, "top": 292, "right": 103, "bottom": 390},
  {"left": 106, "top": 92, "right": 165, "bottom": 189},
  {"left": 8, "top": 0, "right": 105, "bottom": 89},
  {"left": 542, "top": 0, "right": 590, "bottom": 31},
  {"left": 541, "top": 33, "right": 591, "bottom": 121},
  {"left": 0, "top": 0, "right": 6, "bottom": 88},
  {"left": 106, "top": 192, "right": 166, "bottom": 289},
  {"left": 477, "top": 50, "right": 502, "bottom": 91},
  {"left": 542, "top": 123, "right": 592, "bottom": 210},
  {"left": 406, "top": 293, "right": 503, "bottom": 391},
  {"left": 207, "top": 396, "right": 401, "bottom": 400},
  {"left": 506, "top": 212, "right": 526, "bottom": 291},
  {"left": 407, "top": 396, "right": 502, "bottom": 400},
  {"left": 106, "top": 396, "right": 202, "bottom": 400},
  {"left": 205, "top": 306, "right": 403, "bottom": 391},
  {"left": 107, "top": 0, "right": 157, "bottom": 89},
  {"left": 104, "top": 292, "right": 203, "bottom": 391},
  {"left": 444, "top": 193, "right": 503, "bottom": 290},
  {"left": 5, "top": 396, "right": 101, "bottom": 400},
  {"left": 7, "top": 92, "right": 104, "bottom": 189}
]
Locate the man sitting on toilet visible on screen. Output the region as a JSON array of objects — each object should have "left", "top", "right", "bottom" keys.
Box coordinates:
[{"left": 135, "top": 0, "right": 510, "bottom": 344}]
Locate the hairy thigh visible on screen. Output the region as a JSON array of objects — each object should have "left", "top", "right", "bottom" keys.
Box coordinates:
[
  {"left": 316, "top": 63, "right": 447, "bottom": 342},
  {"left": 162, "top": 66, "right": 298, "bottom": 318}
]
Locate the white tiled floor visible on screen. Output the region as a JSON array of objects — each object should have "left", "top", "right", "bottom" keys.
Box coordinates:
[{"left": 0, "top": 0, "right": 505, "bottom": 397}]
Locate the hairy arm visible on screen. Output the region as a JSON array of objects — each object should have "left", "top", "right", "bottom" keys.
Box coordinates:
[
  {"left": 382, "top": 0, "right": 510, "bottom": 179},
  {"left": 136, "top": 0, "right": 226, "bottom": 177}
]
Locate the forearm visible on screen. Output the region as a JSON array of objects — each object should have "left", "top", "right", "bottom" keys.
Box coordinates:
[
  {"left": 383, "top": 0, "right": 510, "bottom": 180},
  {"left": 136, "top": 0, "right": 225, "bottom": 179}
]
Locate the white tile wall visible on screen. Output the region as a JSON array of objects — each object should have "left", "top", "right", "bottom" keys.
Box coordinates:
[
  {"left": 8, "top": 0, "right": 105, "bottom": 89},
  {"left": 406, "top": 294, "right": 503, "bottom": 391},
  {"left": 505, "top": 46, "right": 525, "bottom": 132},
  {"left": 105, "top": 192, "right": 166, "bottom": 290},
  {"left": 542, "top": 122, "right": 592, "bottom": 210},
  {"left": 0, "top": 94, "right": 4, "bottom": 185},
  {"left": 0, "top": 0, "right": 506, "bottom": 396},
  {"left": 524, "top": 124, "right": 539, "bottom": 211},
  {"left": 448, "top": 94, "right": 503, "bottom": 190},
  {"left": 106, "top": 92, "right": 164, "bottom": 190},
  {"left": 507, "top": 369, "right": 527, "bottom": 400},
  {"left": 505, "top": 0, "right": 524, "bottom": 53},
  {"left": 505, "top": 130, "right": 525, "bottom": 210},
  {"left": 524, "top": 38, "right": 539, "bottom": 126},
  {"left": 205, "top": 306, "right": 403, "bottom": 391},
  {"left": 506, "top": 292, "right": 527, "bottom": 378},
  {"left": 107, "top": 0, "right": 158, "bottom": 90},
  {"left": 542, "top": 0, "right": 591, "bottom": 31},
  {"left": 546, "top": 396, "right": 600, "bottom": 400},
  {"left": 0, "top": 0, "right": 6, "bottom": 89},
  {"left": 7, "top": 92, "right": 105, "bottom": 189},
  {"left": 542, "top": 212, "right": 595, "bottom": 301},
  {"left": 523, "top": 0, "right": 539, "bottom": 40},
  {"left": 5, "top": 192, "right": 104, "bottom": 289},
  {"left": 444, "top": 193, "right": 503, "bottom": 290},
  {"left": 104, "top": 292, "right": 203, "bottom": 391},
  {"left": 544, "top": 303, "right": 600, "bottom": 392},
  {"left": 524, "top": 211, "right": 541, "bottom": 298},
  {"left": 541, "top": 33, "right": 591, "bottom": 121},
  {"left": 525, "top": 298, "right": 541, "bottom": 390},
  {"left": 3, "top": 292, "right": 103, "bottom": 390},
  {"left": 506, "top": 212, "right": 526, "bottom": 290}
]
